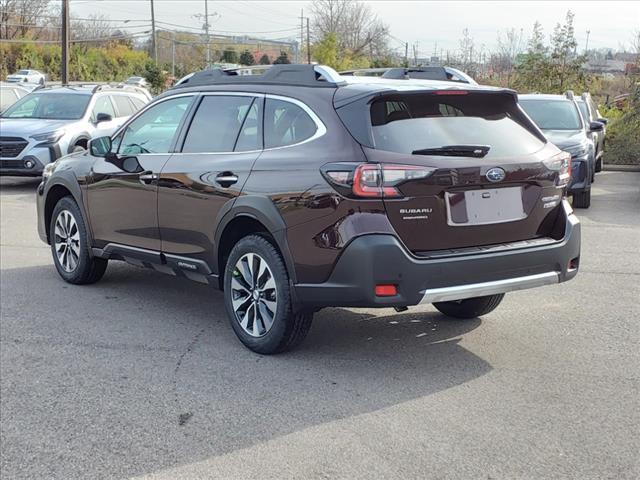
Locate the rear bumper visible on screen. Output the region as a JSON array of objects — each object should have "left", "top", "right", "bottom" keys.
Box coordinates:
[{"left": 294, "top": 200, "right": 580, "bottom": 308}]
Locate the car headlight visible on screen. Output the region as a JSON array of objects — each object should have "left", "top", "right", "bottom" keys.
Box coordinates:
[
  {"left": 564, "top": 143, "right": 589, "bottom": 159},
  {"left": 31, "top": 130, "right": 65, "bottom": 144},
  {"left": 42, "top": 161, "right": 58, "bottom": 179}
]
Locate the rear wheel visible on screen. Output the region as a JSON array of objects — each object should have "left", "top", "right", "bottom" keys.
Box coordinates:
[
  {"left": 223, "top": 234, "right": 313, "bottom": 354},
  {"left": 50, "top": 196, "right": 107, "bottom": 284},
  {"left": 433, "top": 294, "right": 504, "bottom": 319},
  {"left": 573, "top": 189, "right": 591, "bottom": 209}
]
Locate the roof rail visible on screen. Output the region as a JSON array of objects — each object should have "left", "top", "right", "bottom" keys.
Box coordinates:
[
  {"left": 382, "top": 67, "right": 449, "bottom": 81},
  {"left": 564, "top": 90, "right": 575, "bottom": 100},
  {"left": 172, "top": 64, "right": 345, "bottom": 89}
]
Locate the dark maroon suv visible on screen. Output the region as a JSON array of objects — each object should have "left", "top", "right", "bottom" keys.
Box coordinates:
[{"left": 36, "top": 65, "right": 580, "bottom": 354}]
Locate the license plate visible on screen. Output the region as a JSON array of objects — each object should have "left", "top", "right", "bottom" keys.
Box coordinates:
[{"left": 446, "top": 187, "right": 526, "bottom": 226}]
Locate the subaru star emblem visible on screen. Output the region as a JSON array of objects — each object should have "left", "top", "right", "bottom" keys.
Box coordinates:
[{"left": 486, "top": 167, "right": 506, "bottom": 183}]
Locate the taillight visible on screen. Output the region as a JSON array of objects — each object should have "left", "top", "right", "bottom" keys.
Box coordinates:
[
  {"left": 352, "top": 164, "right": 435, "bottom": 198},
  {"left": 543, "top": 151, "right": 572, "bottom": 187},
  {"left": 434, "top": 90, "right": 468, "bottom": 95}
]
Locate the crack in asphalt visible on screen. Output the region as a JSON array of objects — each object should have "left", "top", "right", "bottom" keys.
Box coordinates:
[{"left": 172, "top": 327, "right": 207, "bottom": 426}]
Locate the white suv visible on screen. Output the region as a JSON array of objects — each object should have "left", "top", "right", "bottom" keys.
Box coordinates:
[{"left": 0, "top": 85, "right": 149, "bottom": 176}]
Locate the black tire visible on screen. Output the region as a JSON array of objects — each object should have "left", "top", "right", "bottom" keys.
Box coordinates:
[
  {"left": 433, "top": 294, "right": 504, "bottom": 319},
  {"left": 573, "top": 189, "right": 591, "bottom": 209},
  {"left": 223, "top": 234, "right": 313, "bottom": 354},
  {"left": 49, "top": 196, "right": 107, "bottom": 284},
  {"left": 595, "top": 157, "right": 603, "bottom": 173}
]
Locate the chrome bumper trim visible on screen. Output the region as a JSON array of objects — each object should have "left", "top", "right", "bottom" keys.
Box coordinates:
[{"left": 419, "top": 271, "right": 560, "bottom": 304}]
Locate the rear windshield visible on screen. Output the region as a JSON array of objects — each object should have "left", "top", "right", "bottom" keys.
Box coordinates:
[
  {"left": 362, "top": 93, "right": 544, "bottom": 158},
  {"left": 519, "top": 99, "right": 582, "bottom": 130}
]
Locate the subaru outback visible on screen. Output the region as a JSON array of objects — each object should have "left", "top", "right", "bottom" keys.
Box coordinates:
[
  {"left": 1, "top": 85, "right": 149, "bottom": 176},
  {"left": 36, "top": 65, "right": 580, "bottom": 354}
]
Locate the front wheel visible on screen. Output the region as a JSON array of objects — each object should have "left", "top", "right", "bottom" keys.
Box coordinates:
[
  {"left": 433, "top": 294, "right": 504, "bottom": 319},
  {"left": 595, "top": 157, "right": 603, "bottom": 173},
  {"left": 223, "top": 234, "right": 313, "bottom": 354},
  {"left": 50, "top": 196, "right": 107, "bottom": 284}
]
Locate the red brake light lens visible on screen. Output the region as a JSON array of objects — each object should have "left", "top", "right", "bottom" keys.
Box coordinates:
[
  {"left": 352, "top": 164, "right": 435, "bottom": 198},
  {"left": 375, "top": 284, "right": 397, "bottom": 296},
  {"left": 434, "top": 90, "right": 468, "bottom": 95},
  {"left": 543, "top": 151, "right": 572, "bottom": 187}
]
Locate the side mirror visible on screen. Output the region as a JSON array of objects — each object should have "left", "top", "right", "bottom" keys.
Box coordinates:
[
  {"left": 89, "top": 136, "right": 112, "bottom": 157},
  {"left": 597, "top": 117, "right": 608, "bottom": 125},
  {"left": 96, "top": 112, "right": 112, "bottom": 124},
  {"left": 589, "top": 121, "right": 605, "bottom": 132}
]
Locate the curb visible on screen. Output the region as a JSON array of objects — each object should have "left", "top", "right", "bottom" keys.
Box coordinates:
[{"left": 603, "top": 164, "right": 640, "bottom": 172}]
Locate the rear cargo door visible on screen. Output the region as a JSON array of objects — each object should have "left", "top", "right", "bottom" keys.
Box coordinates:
[{"left": 359, "top": 91, "right": 564, "bottom": 253}]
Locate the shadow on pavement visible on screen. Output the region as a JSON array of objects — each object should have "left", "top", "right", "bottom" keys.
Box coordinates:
[{"left": 1, "top": 262, "right": 491, "bottom": 480}]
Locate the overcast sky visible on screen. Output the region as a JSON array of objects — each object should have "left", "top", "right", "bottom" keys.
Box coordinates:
[{"left": 71, "top": 0, "right": 639, "bottom": 56}]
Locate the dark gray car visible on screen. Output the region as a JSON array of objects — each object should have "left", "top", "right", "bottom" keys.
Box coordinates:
[
  {"left": 519, "top": 92, "right": 602, "bottom": 208},
  {"left": 576, "top": 92, "right": 607, "bottom": 173}
]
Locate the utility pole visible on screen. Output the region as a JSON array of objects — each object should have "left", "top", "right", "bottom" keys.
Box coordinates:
[
  {"left": 204, "top": 0, "right": 210, "bottom": 68},
  {"left": 404, "top": 42, "right": 408, "bottom": 66},
  {"left": 171, "top": 34, "right": 176, "bottom": 77},
  {"left": 61, "top": 0, "right": 69, "bottom": 84},
  {"left": 300, "top": 9, "right": 304, "bottom": 64},
  {"left": 585, "top": 30, "right": 591, "bottom": 54},
  {"left": 306, "top": 17, "right": 310, "bottom": 64},
  {"left": 150, "top": 0, "right": 157, "bottom": 63}
]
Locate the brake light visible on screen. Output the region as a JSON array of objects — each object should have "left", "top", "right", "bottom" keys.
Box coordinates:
[
  {"left": 352, "top": 164, "right": 435, "bottom": 198},
  {"left": 434, "top": 90, "right": 468, "bottom": 95},
  {"left": 543, "top": 151, "right": 572, "bottom": 187},
  {"left": 375, "top": 284, "right": 397, "bottom": 296}
]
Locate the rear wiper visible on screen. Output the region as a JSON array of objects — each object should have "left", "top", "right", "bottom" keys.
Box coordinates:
[{"left": 411, "top": 145, "right": 490, "bottom": 158}]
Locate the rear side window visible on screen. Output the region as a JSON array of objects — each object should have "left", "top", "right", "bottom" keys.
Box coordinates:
[
  {"left": 112, "top": 95, "right": 134, "bottom": 117},
  {"left": 368, "top": 93, "right": 545, "bottom": 157},
  {"left": 129, "top": 97, "right": 146, "bottom": 111},
  {"left": 264, "top": 98, "right": 317, "bottom": 148}
]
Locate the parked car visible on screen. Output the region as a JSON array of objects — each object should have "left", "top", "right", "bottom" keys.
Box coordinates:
[
  {"left": 124, "top": 76, "right": 148, "bottom": 88},
  {"left": 518, "top": 92, "right": 601, "bottom": 208},
  {"left": 0, "top": 82, "right": 30, "bottom": 112},
  {"left": 0, "top": 85, "right": 149, "bottom": 176},
  {"left": 6, "top": 69, "right": 46, "bottom": 85},
  {"left": 341, "top": 66, "right": 478, "bottom": 84},
  {"left": 36, "top": 64, "right": 580, "bottom": 354},
  {"left": 577, "top": 92, "right": 607, "bottom": 173}
]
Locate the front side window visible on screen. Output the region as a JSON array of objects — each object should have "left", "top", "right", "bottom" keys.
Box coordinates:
[
  {"left": 2, "top": 92, "right": 90, "bottom": 119},
  {"left": 91, "top": 95, "right": 116, "bottom": 121},
  {"left": 182, "top": 95, "right": 256, "bottom": 153},
  {"left": 264, "top": 98, "right": 318, "bottom": 148},
  {"left": 119, "top": 96, "right": 193, "bottom": 155},
  {"left": 519, "top": 99, "right": 582, "bottom": 130}
]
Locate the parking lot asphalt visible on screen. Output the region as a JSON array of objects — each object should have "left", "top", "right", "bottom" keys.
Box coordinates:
[{"left": 0, "top": 171, "right": 638, "bottom": 480}]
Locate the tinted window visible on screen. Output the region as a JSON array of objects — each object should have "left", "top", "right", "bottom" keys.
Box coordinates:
[
  {"left": 576, "top": 101, "right": 590, "bottom": 123},
  {"left": 2, "top": 92, "right": 90, "bottom": 119},
  {"left": 182, "top": 95, "right": 255, "bottom": 153},
  {"left": 369, "top": 94, "right": 545, "bottom": 157},
  {"left": 519, "top": 99, "right": 582, "bottom": 130},
  {"left": 92, "top": 95, "right": 116, "bottom": 121},
  {"left": 120, "top": 96, "right": 193, "bottom": 155},
  {"left": 235, "top": 99, "right": 262, "bottom": 151},
  {"left": 129, "top": 97, "right": 146, "bottom": 111},
  {"left": 264, "top": 98, "right": 317, "bottom": 148},
  {"left": 112, "top": 95, "right": 134, "bottom": 117}
]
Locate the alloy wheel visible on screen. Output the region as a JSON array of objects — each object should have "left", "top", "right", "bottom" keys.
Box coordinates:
[
  {"left": 54, "top": 210, "right": 80, "bottom": 272},
  {"left": 231, "top": 253, "right": 278, "bottom": 337}
]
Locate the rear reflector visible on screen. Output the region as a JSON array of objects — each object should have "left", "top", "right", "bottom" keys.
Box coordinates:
[{"left": 375, "top": 284, "right": 397, "bottom": 296}]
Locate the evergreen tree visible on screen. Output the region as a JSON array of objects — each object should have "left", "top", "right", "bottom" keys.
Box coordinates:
[
  {"left": 259, "top": 54, "right": 271, "bottom": 65},
  {"left": 239, "top": 50, "right": 255, "bottom": 66},
  {"left": 220, "top": 48, "right": 238, "bottom": 64},
  {"left": 273, "top": 51, "right": 291, "bottom": 64}
]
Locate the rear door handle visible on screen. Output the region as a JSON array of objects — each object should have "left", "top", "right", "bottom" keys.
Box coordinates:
[
  {"left": 138, "top": 171, "right": 158, "bottom": 184},
  {"left": 216, "top": 172, "right": 238, "bottom": 186}
]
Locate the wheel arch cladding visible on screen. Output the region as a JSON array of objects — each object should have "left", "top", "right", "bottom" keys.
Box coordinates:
[
  {"left": 215, "top": 196, "right": 297, "bottom": 287},
  {"left": 44, "top": 176, "right": 85, "bottom": 244}
]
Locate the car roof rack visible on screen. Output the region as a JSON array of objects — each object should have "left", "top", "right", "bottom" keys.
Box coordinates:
[
  {"left": 173, "top": 64, "right": 345, "bottom": 89},
  {"left": 382, "top": 67, "right": 449, "bottom": 81},
  {"left": 564, "top": 90, "right": 575, "bottom": 100}
]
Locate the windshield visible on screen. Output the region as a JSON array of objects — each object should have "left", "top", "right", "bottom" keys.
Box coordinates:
[
  {"left": 367, "top": 93, "right": 545, "bottom": 157},
  {"left": 17, "top": 70, "right": 29, "bottom": 75},
  {"left": 2, "top": 92, "right": 90, "bottom": 119},
  {"left": 519, "top": 99, "right": 582, "bottom": 130}
]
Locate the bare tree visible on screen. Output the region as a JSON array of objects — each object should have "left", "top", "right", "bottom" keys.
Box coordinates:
[
  {"left": 0, "top": 0, "right": 52, "bottom": 39},
  {"left": 310, "top": 0, "right": 388, "bottom": 58},
  {"left": 459, "top": 28, "right": 475, "bottom": 74},
  {"left": 494, "top": 28, "right": 525, "bottom": 86}
]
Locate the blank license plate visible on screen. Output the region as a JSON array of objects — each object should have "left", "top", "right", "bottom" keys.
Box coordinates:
[{"left": 446, "top": 187, "right": 526, "bottom": 226}]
